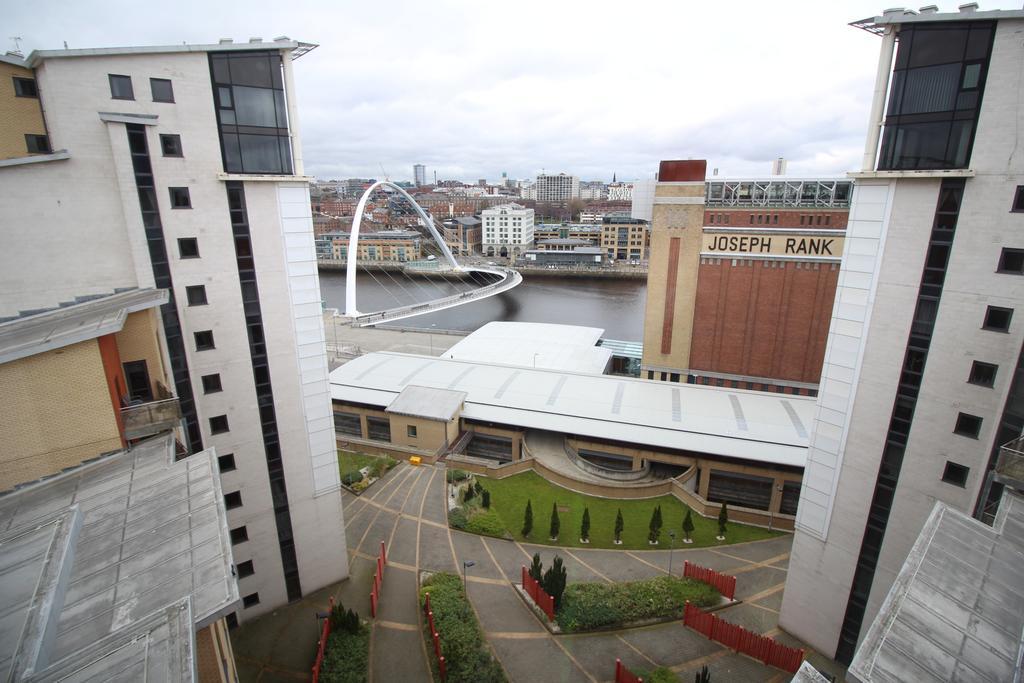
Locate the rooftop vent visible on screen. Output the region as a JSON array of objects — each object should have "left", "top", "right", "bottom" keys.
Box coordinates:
[
  {"left": 959, "top": 2, "right": 979, "bottom": 11},
  {"left": 882, "top": 7, "right": 906, "bottom": 18},
  {"left": 919, "top": 5, "right": 939, "bottom": 12},
  {"left": 249, "top": 37, "right": 263, "bottom": 43},
  {"left": 218, "top": 38, "right": 233, "bottom": 44},
  {"left": 274, "top": 35, "right": 290, "bottom": 42}
]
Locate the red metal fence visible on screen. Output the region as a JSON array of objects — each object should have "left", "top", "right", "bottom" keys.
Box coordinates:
[
  {"left": 683, "top": 560, "right": 737, "bottom": 600},
  {"left": 370, "top": 540, "right": 387, "bottom": 618},
  {"left": 521, "top": 566, "right": 555, "bottom": 621},
  {"left": 311, "top": 596, "right": 335, "bottom": 683},
  {"left": 614, "top": 657, "right": 644, "bottom": 683},
  {"left": 683, "top": 602, "right": 804, "bottom": 673},
  {"left": 423, "top": 592, "right": 448, "bottom": 681}
]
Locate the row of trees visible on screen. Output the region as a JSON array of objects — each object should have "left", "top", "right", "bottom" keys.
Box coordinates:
[
  {"left": 520, "top": 500, "right": 730, "bottom": 544},
  {"left": 528, "top": 553, "right": 567, "bottom": 610}
]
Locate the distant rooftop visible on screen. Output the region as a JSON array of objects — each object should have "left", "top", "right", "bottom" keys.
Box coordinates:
[
  {"left": 386, "top": 385, "right": 466, "bottom": 422},
  {"left": 26, "top": 37, "right": 316, "bottom": 67},
  {"left": 852, "top": 4, "right": 1024, "bottom": 35},
  {"left": 848, "top": 490, "right": 1024, "bottom": 683},
  {"left": 444, "top": 322, "right": 611, "bottom": 374},
  {"left": 0, "top": 434, "right": 238, "bottom": 681}
]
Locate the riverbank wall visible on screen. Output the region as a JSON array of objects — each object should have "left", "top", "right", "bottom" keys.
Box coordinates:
[{"left": 317, "top": 259, "right": 647, "bottom": 280}]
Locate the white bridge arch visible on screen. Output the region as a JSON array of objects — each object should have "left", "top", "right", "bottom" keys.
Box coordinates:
[{"left": 343, "top": 181, "right": 522, "bottom": 326}]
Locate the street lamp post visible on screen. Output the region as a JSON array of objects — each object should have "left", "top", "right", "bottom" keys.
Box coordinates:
[
  {"left": 429, "top": 323, "right": 437, "bottom": 355},
  {"left": 462, "top": 560, "right": 475, "bottom": 593},
  {"left": 668, "top": 531, "right": 676, "bottom": 577}
]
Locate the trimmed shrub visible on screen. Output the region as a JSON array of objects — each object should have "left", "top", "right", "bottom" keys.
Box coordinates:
[
  {"left": 370, "top": 457, "right": 396, "bottom": 478},
  {"left": 319, "top": 624, "right": 370, "bottom": 683},
  {"left": 614, "top": 508, "right": 624, "bottom": 543},
  {"left": 580, "top": 507, "right": 590, "bottom": 542},
  {"left": 481, "top": 489, "right": 491, "bottom": 509},
  {"left": 448, "top": 507, "right": 468, "bottom": 530},
  {"left": 419, "top": 573, "right": 507, "bottom": 683},
  {"left": 682, "top": 509, "right": 695, "bottom": 542},
  {"left": 529, "top": 553, "right": 543, "bottom": 582},
  {"left": 648, "top": 505, "right": 661, "bottom": 544},
  {"left": 341, "top": 471, "right": 363, "bottom": 487},
  {"left": 542, "top": 555, "right": 567, "bottom": 610},
  {"left": 718, "top": 502, "right": 728, "bottom": 537},
  {"left": 549, "top": 502, "right": 560, "bottom": 540},
  {"left": 465, "top": 509, "right": 506, "bottom": 538},
  {"left": 446, "top": 469, "right": 469, "bottom": 483},
  {"left": 521, "top": 499, "right": 533, "bottom": 537},
  {"left": 557, "top": 576, "right": 719, "bottom": 632}
]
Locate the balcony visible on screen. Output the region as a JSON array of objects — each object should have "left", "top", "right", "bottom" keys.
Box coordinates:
[
  {"left": 995, "top": 436, "right": 1024, "bottom": 492},
  {"left": 121, "top": 383, "right": 182, "bottom": 440}
]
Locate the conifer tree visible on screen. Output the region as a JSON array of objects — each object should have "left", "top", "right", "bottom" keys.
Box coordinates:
[
  {"left": 648, "top": 506, "right": 661, "bottom": 544},
  {"left": 529, "top": 552, "right": 543, "bottom": 582},
  {"left": 580, "top": 506, "right": 591, "bottom": 543},
  {"left": 717, "top": 502, "right": 728, "bottom": 539},
  {"left": 614, "top": 508, "right": 624, "bottom": 544},
  {"left": 682, "top": 509, "right": 695, "bottom": 543},
  {"left": 522, "top": 499, "right": 533, "bottom": 537},
  {"left": 481, "top": 488, "right": 490, "bottom": 509},
  {"left": 549, "top": 502, "right": 560, "bottom": 540}
]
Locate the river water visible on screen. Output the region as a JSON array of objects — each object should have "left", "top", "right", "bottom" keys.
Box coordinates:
[{"left": 318, "top": 271, "right": 648, "bottom": 340}]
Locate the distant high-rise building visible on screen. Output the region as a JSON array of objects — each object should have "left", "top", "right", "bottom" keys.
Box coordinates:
[
  {"left": 414, "top": 163, "right": 426, "bottom": 186},
  {"left": 535, "top": 173, "right": 580, "bottom": 203},
  {"left": 780, "top": 5, "right": 1024, "bottom": 664},
  {"left": 481, "top": 203, "right": 535, "bottom": 259},
  {"left": 771, "top": 157, "right": 787, "bottom": 175}
]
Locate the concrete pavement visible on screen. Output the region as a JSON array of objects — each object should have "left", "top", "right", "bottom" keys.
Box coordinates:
[{"left": 232, "top": 461, "right": 847, "bottom": 682}]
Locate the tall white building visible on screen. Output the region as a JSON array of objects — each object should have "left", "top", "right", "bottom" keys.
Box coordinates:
[
  {"left": 630, "top": 178, "right": 656, "bottom": 220},
  {"left": 481, "top": 203, "right": 534, "bottom": 258},
  {"left": 535, "top": 173, "right": 579, "bottom": 203},
  {"left": 0, "top": 38, "right": 348, "bottom": 623},
  {"left": 780, "top": 6, "right": 1024, "bottom": 663},
  {"left": 413, "top": 163, "right": 426, "bottom": 186},
  {"left": 579, "top": 180, "right": 605, "bottom": 200},
  {"left": 607, "top": 181, "right": 633, "bottom": 201}
]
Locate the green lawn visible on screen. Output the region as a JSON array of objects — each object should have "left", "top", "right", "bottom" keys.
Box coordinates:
[
  {"left": 479, "top": 471, "right": 782, "bottom": 550},
  {"left": 337, "top": 450, "right": 383, "bottom": 477}
]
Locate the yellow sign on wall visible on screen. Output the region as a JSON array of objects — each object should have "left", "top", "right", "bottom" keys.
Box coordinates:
[{"left": 701, "top": 230, "right": 844, "bottom": 259}]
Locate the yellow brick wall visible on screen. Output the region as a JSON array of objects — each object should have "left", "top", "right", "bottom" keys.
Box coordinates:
[
  {"left": 115, "top": 309, "right": 169, "bottom": 395},
  {"left": 0, "top": 62, "right": 47, "bottom": 160},
  {"left": 196, "top": 619, "right": 236, "bottom": 683},
  {"left": 0, "top": 340, "right": 122, "bottom": 489},
  {"left": 389, "top": 415, "right": 448, "bottom": 451}
]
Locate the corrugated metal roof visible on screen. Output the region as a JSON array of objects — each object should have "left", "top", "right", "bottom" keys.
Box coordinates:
[
  {"left": 386, "top": 385, "right": 466, "bottom": 421},
  {"left": 330, "top": 352, "right": 811, "bottom": 468},
  {"left": 443, "top": 322, "right": 611, "bottom": 374}
]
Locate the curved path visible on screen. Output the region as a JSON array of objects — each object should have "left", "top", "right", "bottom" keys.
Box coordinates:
[{"left": 234, "top": 461, "right": 830, "bottom": 682}]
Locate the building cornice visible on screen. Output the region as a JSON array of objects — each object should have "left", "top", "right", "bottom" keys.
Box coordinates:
[
  {"left": 0, "top": 151, "right": 70, "bottom": 169},
  {"left": 848, "top": 169, "right": 975, "bottom": 180}
]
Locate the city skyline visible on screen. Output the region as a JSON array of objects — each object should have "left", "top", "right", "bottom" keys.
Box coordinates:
[{"left": 11, "top": 0, "right": 1014, "bottom": 182}]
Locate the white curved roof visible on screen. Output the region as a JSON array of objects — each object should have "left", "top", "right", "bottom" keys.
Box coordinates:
[{"left": 330, "top": 351, "right": 811, "bottom": 468}]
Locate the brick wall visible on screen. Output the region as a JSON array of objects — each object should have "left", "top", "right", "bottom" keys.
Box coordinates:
[
  {"left": 690, "top": 259, "right": 838, "bottom": 383},
  {"left": 703, "top": 209, "right": 848, "bottom": 229}
]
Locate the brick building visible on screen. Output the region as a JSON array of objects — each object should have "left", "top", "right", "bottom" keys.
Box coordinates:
[{"left": 641, "top": 162, "right": 852, "bottom": 395}]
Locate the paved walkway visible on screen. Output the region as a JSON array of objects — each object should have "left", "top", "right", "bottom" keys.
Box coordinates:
[{"left": 232, "top": 462, "right": 846, "bottom": 682}]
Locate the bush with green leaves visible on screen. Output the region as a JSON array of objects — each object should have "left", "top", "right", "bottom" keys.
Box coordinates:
[
  {"left": 556, "top": 576, "right": 719, "bottom": 632},
  {"left": 638, "top": 667, "right": 680, "bottom": 683},
  {"left": 369, "top": 457, "right": 396, "bottom": 478},
  {"left": 694, "top": 664, "right": 711, "bottom": 683},
  {"left": 542, "top": 555, "right": 567, "bottom": 610},
  {"left": 446, "top": 469, "right": 469, "bottom": 483},
  {"left": 474, "top": 480, "right": 483, "bottom": 495},
  {"left": 319, "top": 624, "right": 369, "bottom": 683},
  {"left": 481, "top": 489, "right": 491, "bottom": 509},
  {"left": 329, "top": 602, "right": 361, "bottom": 634},
  {"left": 614, "top": 508, "right": 624, "bottom": 543},
  {"left": 529, "top": 553, "right": 543, "bottom": 582},
  {"left": 718, "top": 502, "right": 728, "bottom": 537},
  {"left": 549, "top": 502, "right": 560, "bottom": 540},
  {"left": 464, "top": 509, "right": 506, "bottom": 538},
  {"left": 580, "top": 507, "right": 590, "bottom": 542},
  {"left": 341, "top": 471, "right": 363, "bottom": 487},
  {"left": 463, "top": 485, "right": 476, "bottom": 503},
  {"left": 448, "top": 507, "right": 468, "bottom": 530},
  {"left": 521, "top": 499, "right": 533, "bottom": 537},
  {"left": 419, "top": 572, "right": 507, "bottom": 683}
]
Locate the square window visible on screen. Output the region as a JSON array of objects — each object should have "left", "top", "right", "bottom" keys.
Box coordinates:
[
  {"left": 968, "top": 361, "right": 997, "bottom": 387},
  {"left": 108, "top": 74, "right": 134, "bottom": 100},
  {"left": 194, "top": 330, "right": 215, "bottom": 351},
  {"left": 169, "top": 187, "right": 191, "bottom": 209},
  {"left": 224, "top": 491, "right": 243, "bottom": 509},
  {"left": 998, "top": 248, "right": 1024, "bottom": 274},
  {"left": 202, "top": 373, "right": 223, "bottom": 394},
  {"left": 954, "top": 412, "right": 982, "bottom": 439},
  {"left": 210, "top": 415, "right": 229, "bottom": 434},
  {"left": 236, "top": 560, "right": 255, "bottom": 578},
  {"left": 942, "top": 461, "right": 969, "bottom": 487},
  {"left": 407, "top": 424, "right": 417, "bottom": 438},
  {"left": 160, "top": 134, "right": 183, "bottom": 157},
  {"left": 1013, "top": 186, "right": 1024, "bottom": 213},
  {"left": 242, "top": 592, "right": 260, "bottom": 609},
  {"left": 226, "top": 613, "right": 239, "bottom": 629},
  {"left": 983, "top": 306, "right": 1013, "bottom": 332},
  {"left": 12, "top": 76, "right": 38, "bottom": 98},
  {"left": 24, "top": 134, "right": 51, "bottom": 154},
  {"left": 229, "top": 526, "right": 248, "bottom": 544},
  {"left": 217, "top": 452, "right": 236, "bottom": 472},
  {"left": 178, "top": 237, "right": 199, "bottom": 259},
  {"left": 150, "top": 78, "right": 174, "bottom": 103},
  {"left": 185, "top": 285, "right": 208, "bottom": 306}
]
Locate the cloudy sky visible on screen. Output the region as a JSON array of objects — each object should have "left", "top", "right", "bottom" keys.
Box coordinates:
[{"left": 8, "top": 1, "right": 1015, "bottom": 182}]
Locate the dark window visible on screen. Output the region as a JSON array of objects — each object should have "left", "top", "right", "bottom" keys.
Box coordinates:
[
  {"left": 366, "top": 416, "right": 390, "bottom": 442},
  {"left": 236, "top": 560, "right": 255, "bottom": 578},
  {"left": 169, "top": 187, "right": 191, "bottom": 209},
  {"left": 210, "top": 415, "right": 230, "bottom": 434},
  {"left": 229, "top": 526, "right": 248, "bottom": 544},
  {"left": 1013, "top": 186, "right": 1024, "bottom": 213},
  {"left": 12, "top": 76, "right": 37, "bottom": 98},
  {"left": 407, "top": 424, "right": 417, "bottom": 438},
  {"left": 224, "top": 491, "right": 243, "bottom": 509},
  {"left": 954, "top": 412, "right": 982, "bottom": 438},
  {"left": 194, "top": 330, "right": 215, "bottom": 351},
  {"left": 202, "top": 374, "right": 223, "bottom": 394},
  {"left": 25, "top": 134, "right": 50, "bottom": 154},
  {"left": 160, "top": 134, "right": 183, "bottom": 157},
  {"left": 178, "top": 237, "right": 199, "bottom": 259},
  {"left": 983, "top": 306, "right": 1013, "bottom": 332},
  {"left": 217, "top": 453, "right": 236, "bottom": 472},
  {"left": 185, "top": 285, "right": 207, "bottom": 306},
  {"left": 997, "top": 248, "right": 1024, "bottom": 274},
  {"left": 242, "top": 593, "right": 260, "bottom": 608},
  {"left": 942, "top": 461, "right": 969, "bottom": 487},
  {"left": 226, "top": 613, "right": 239, "bottom": 629},
  {"left": 968, "top": 361, "right": 997, "bottom": 387},
  {"left": 122, "top": 360, "right": 153, "bottom": 402},
  {"left": 108, "top": 74, "right": 134, "bottom": 100},
  {"left": 150, "top": 77, "right": 174, "bottom": 103}
]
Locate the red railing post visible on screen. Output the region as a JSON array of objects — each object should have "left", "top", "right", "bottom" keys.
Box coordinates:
[
  {"left": 380, "top": 540, "right": 387, "bottom": 565},
  {"left": 439, "top": 655, "right": 447, "bottom": 681}
]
